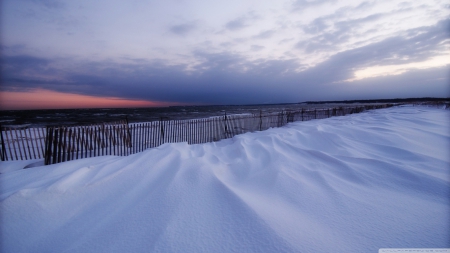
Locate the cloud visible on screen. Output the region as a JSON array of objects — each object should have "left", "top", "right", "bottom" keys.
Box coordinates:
[
  {"left": 298, "top": 12, "right": 390, "bottom": 53},
  {"left": 1, "top": 55, "right": 68, "bottom": 90},
  {"left": 251, "top": 45, "right": 265, "bottom": 51},
  {"left": 2, "top": 19, "right": 449, "bottom": 106},
  {"left": 225, "top": 17, "right": 249, "bottom": 31},
  {"left": 0, "top": 51, "right": 299, "bottom": 105},
  {"left": 20, "top": 0, "right": 65, "bottom": 9},
  {"left": 252, "top": 30, "right": 275, "bottom": 39},
  {"left": 331, "top": 66, "right": 450, "bottom": 100},
  {"left": 292, "top": 0, "right": 337, "bottom": 11},
  {"left": 268, "top": 20, "right": 447, "bottom": 82},
  {"left": 302, "top": 11, "right": 386, "bottom": 35},
  {"left": 298, "top": 18, "right": 449, "bottom": 62},
  {"left": 169, "top": 22, "right": 198, "bottom": 36},
  {"left": 295, "top": 2, "right": 437, "bottom": 55},
  {"left": 2, "top": 55, "right": 51, "bottom": 68},
  {"left": 9, "top": 0, "right": 78, "bottom": 34},
  {"left": 225, "top": 12, "right": 259, "bottom": 31},
  {"left": 1, "top": 49, "right": 448, "bottom": 106},
  {"left": 302, "top": 18, "right": 328, "bottom": 34}
]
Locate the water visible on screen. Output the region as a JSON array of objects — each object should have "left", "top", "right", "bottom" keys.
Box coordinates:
[{"left": 0, "top": 103, "right": 361, "bottom": 128}]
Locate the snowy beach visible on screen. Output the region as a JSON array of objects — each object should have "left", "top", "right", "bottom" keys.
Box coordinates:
[{"left": 1, "top": 105, "right": 449, "bottom": 252}]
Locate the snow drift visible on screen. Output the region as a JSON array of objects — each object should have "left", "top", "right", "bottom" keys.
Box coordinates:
[{"left": 1, "top": 105, "right": 449, "bottom": 252}]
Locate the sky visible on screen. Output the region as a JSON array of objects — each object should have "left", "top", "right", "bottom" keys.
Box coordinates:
[{"left": 1, "top": 0, "right": 449, "bottom": 110}]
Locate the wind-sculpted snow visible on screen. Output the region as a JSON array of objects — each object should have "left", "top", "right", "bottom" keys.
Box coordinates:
[{"left": 1, "top": 106, "right": 449, "bottom": 252}]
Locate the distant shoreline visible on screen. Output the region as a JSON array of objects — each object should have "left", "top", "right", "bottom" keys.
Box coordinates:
[
  {"left": 301, "top": 97, "right": 450, "bottom": 104},
  {"left": 1, "top": 97, "right": 449, "bottom": 112},
  {"left": 1, "top": 98, "right": 448, "bottom": 128}
]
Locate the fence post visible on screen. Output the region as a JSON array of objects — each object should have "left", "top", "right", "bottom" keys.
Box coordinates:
[
  {"left": 44, "top": 127, "right": 52, "bottom": 165},
  {"left": 62, "top": 128, "right": 67, "bottom": 162},
  {"left": 125, "top": 116, "right": 132, "bottom": 148},
  {"left": 67, "top": 129, "right": 73, "bottom": 161},
  {"left": 52, "top": 128, "right": 59, "bottom": 164},
  {"left": 0, "top": 124, "right": 6, "bottom": 161},
  {"left": 259, "top": 110, "right": 262, "bottom": 131},
  {"left": 57, "top": 128, "right": 63, "bottom": 163},
  {"left": 160, "top": 118, "right": 165, "bottom": 145},
  {"left": 223, "top": 113, "right": 228, "bottom": 139}
]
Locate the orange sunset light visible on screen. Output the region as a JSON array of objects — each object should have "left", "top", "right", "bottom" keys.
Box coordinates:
[{"left": 0, "top": 89, "right": 179, "bottom": 110}]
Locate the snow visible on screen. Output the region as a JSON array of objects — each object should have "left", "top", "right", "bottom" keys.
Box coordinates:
[{"left": 1, "top": 105, "right": 449, "bottom": 252}]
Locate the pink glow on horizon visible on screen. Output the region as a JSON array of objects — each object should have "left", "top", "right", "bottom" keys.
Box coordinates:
[{"left": 0, "top": 89, "right": 183, "bottom": 110}]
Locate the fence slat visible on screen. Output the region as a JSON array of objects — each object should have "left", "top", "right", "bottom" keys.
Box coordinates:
[
  {"left": 172, "top": 121, "right": 176, "bottom": 143},
  {"left": 45, "top": 127, "right": 53, "bottom": 165},
  {"left": 53, "top": 129, "right": 59, "bottom": 164},
  {"left": 62, "top": 128, "right": 67, "bottom": 162},
  {"left": 135, "top": 124, "right": 139, "bottom": 153},
  {"left": 93, "top": 127, "right": 97, "bottom": 157},
  {"left": 113, "top": 125, "right": 118, "bottom": 155},
  {"left": 121, "top": 125, "right": 125, "bottom": 155},
  {"left": 0, "top": 127, "right": 7, "bottom": 161},
  {"left": 5, "top": 128, "right": 14, "bottom": 160},
  {"left": 68, "top": 129, "right": 73, "bottom": 161},
  {"left": 32, "top": 128, "right": 40, "bottom": 159},
  {"left": 13, "top": 128, "right": 24, "bottom": 160},
  {"left": 25, "top": 128, "right": 36, "bottom": 159},
  {"left": 39, "top": 128, "right": 46, "bottom": 158},
  {"left": 151, "top": 122, "right": 155, "bottom": 148},
  {"left": 107, "top": 126, "right": 112, "bottom": 156},
  {"left": 133, "top": 124, "right": 139, "bottom": 154},
  {"left": 143, "top": 123, "right": 147, "bottom": 151}
]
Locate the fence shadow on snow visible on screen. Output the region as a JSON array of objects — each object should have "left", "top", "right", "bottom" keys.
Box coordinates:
[{"left": 0, "top": 105, "right": 392, "bottom": 165}]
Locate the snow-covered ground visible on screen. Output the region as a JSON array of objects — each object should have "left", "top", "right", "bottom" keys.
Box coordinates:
[{"left": 1, "top": 105, "right": 449, "bottom": 252}]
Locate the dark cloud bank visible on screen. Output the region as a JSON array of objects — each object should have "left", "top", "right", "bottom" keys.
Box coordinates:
[{"left": 1, "top": 19, "right": 449, "bottom": 106}]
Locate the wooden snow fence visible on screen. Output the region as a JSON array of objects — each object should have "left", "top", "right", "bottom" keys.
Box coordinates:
[
  {"left": 43, "top": 120, "right": 131, "bottom": 165},
  {"left": 0, "top": 104, "right": 393, "bottom": 165},
  {"left": 0, "top": 125, "right": 47, "bottom": 161}
]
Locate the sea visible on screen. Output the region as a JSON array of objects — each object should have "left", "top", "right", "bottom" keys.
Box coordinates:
[{"left": 0, "top": 103, "right": 360, "bottom": 128}]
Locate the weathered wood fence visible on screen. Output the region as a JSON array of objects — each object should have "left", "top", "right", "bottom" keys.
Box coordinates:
[
  {"left": 0, "top": 105, "right": 393, "bottom": 165},
  {"left": 0, "top": 125, "right": 47, "bottom": 161},
  {"left": 0, "top": 120, "right": 128, "bottom": 162}
]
